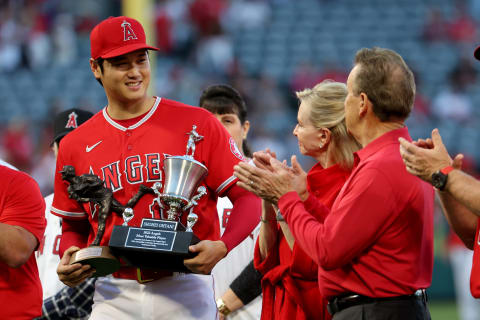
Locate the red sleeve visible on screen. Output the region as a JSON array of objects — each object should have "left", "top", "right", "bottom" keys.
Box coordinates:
[
  {"left": 280, "top": 168, "right": 397, "bottom": 270},
  {"left": 220, "top": 184, "right": 261, "bottom": 251},
  {"left": 303, "top": 193, "right": 330, "bottom": 223},
  {"left": 59, "top": 218, "right": 90, "bottom": 258},
  {"left": 0, "top": 170, "right": 46, "bottom": 243}
]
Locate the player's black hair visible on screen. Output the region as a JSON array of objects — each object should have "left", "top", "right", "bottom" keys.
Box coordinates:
[{"left": 199, "top": 84, "right": 252, "bottom": 157}]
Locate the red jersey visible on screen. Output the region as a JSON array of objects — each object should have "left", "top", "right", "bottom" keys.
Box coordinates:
[
  {"left": 0, "top": 165, "right": 46, "bottom": 319},
  {"left": 255, "top": 163, "right": 350, "bottom": 320},
  {"left": 280, "top": 127, "right": 435, "bottom": 299},
  {"left": 52, "top": 97, "right": 243, "bottom": 251}
]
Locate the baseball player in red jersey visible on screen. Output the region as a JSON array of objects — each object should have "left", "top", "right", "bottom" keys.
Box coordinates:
[{"left": 52, "top": 16, "right": 260, "bottom": 320}]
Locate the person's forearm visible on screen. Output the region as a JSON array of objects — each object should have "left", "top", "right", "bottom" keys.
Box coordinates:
[
  {"left": 438, "top": 190, "right": 477, "bottom": 249},
  {"left": 278, "top": 221, "right": 295, "bottom": 250},
  {"left": 0, "top": 223, "right": 37, "bottom": 267},
  {"left": 259, "top": 200, "right": 277, "bottom": 259},
  {"left": 220, "top": 288, "right": 244, "bottom": 313},
  {"left": 446, "top": 170, "right": 480, "bottom": 217}
]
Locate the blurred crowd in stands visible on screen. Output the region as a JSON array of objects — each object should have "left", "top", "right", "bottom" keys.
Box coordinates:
[{"left": 0, "top": 0, "right": 479, "bottom": 204}]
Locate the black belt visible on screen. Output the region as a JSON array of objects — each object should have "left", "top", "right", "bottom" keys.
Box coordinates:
[{"left": 327, "top": 289, "right": 428, "bottom": 316}]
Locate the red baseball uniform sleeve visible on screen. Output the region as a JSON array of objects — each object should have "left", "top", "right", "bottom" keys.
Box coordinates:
[
  {"left": 59, "top": 218, "right": 91, "bottom": 257},
  {"left": 221, "top": 185, "right": 261, "bottom": 251}
]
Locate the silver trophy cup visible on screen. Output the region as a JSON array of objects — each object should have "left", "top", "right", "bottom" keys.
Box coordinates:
[{"left": 160, "top": 155, "right": 208, "bottom": 221}]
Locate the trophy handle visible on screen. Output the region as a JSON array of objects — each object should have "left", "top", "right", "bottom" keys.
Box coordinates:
[
  {"left": 184, "top": 186, "right": 207, "bottom": 211},
  {"left": 150, "top": 182, "right": 166, "bottom": 219}
]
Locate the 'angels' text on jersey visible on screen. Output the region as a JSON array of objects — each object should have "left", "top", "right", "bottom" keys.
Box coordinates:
[{"left": 93, "top": 153, "right": 162, "bottom": 192}]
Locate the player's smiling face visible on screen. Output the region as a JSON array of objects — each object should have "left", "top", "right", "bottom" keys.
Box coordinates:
[{"left": 98, "top": 50, "right": 151, "bottom": 104}]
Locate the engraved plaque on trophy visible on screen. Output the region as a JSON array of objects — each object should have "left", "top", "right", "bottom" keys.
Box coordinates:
[{"left": 109, "top": 125, "right": 208, "bottom": 273}]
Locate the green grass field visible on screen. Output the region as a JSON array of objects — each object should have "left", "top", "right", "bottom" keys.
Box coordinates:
[{"left": 429, "top": 300, "right": 458, "bottom": 320}]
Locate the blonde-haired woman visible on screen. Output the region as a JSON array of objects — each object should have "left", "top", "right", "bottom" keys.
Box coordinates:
[{"left": 248, "top": 80, "right": 360, "bottom": 319}]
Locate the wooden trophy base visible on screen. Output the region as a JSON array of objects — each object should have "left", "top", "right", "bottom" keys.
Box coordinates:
[{"left": 70, "top": 246, "right": 121, "bottom": 277}]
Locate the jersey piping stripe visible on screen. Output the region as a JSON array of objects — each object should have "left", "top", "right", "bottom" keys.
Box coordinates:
[
  {"left": 51, "top": 206, "right": 86, "bottom": 218},
  {"left": 102, "top": 96, "right": 162, "bottom": 131},
  {"left": 216, "top": 175, "right": 238, "bottom": 195},
  {"left": 215, "top": 160, "right": 252, "bottom": 194},
  {"left": 0, "top": 159, "right": 18, "bottom": 170}
]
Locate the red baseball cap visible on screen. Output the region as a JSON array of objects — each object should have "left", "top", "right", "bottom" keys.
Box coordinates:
[{"left": 90, "top": 16, "right": 159, "bottom": 59}]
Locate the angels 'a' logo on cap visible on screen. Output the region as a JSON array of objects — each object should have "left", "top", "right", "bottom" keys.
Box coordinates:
[
  {"left": 121, "top": 20, "right": 138, "bottom": 41},
  {"left": 229, "top": 137, "right": 245, "bottom": 161},
  {"left": 65, "top": 112, "right": 79, "bottom": 129}
]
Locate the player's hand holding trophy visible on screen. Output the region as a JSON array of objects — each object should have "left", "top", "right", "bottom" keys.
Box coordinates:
[{"left": 63, "top": 125, "right": 208, "bottom": 276}]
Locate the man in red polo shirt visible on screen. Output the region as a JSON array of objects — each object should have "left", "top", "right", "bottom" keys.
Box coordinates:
[{"left": 234, "top": 47, "right": 434, "bottom": 319}]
